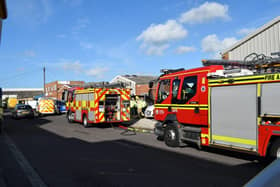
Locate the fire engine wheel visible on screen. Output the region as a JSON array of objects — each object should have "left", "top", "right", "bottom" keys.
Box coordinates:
[
  {"left": 270, "top": 139, "right": 280, "bottom": 158},
  {"left": 67, "top": 112, "right": 73, "bottom": 123},
  {"left": 164, "top": 125, "right": 180, "bottom": 147},
  {"left": 83, "top": 115, "right": 89, "bottom": 128}
]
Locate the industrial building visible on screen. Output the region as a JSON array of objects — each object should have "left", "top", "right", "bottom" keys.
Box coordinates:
[
  {"left": 45, "top": 81, "right": 84, "bottom": 100},
  {"left": 2, "top": 88, "right": 43, "bottom": 99},
  {"left": 222, "top": 16, "right": 280, "bottom": 60}
]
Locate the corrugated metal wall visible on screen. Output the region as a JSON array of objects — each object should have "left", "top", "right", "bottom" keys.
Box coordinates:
[{"left": 229, "top": 22, "right": 280, "bottom": 60}]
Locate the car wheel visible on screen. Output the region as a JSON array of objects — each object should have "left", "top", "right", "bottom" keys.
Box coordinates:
[
  {"left": 164, "top": 125, "right": 180, "bottom": 147},
  {"left": 83, "top": 115, "right": 89, "bottom": 128},
  {"left": 270, "top": 139, "right": 280, "bottom": 159}
]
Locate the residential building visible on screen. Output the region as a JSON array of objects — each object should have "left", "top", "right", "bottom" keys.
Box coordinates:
[{"left": 110, "top": 75, "right": 157, "bottom": 96}]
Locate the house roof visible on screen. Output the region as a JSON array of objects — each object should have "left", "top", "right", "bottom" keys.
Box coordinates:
[
  {"left": 121, "top": 75, "right": 157, "bottom": 84},
  {"left": 222, "top": 16, "right": 280, "bottom": 55}
]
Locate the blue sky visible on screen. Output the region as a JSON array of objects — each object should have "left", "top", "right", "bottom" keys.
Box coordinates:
[{"left": 0, "top": 0, "right": 279, "bottom": 88}]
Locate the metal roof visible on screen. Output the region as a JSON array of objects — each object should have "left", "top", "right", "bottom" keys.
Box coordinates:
[
  {"left": 3, "top": 88, "right": 44, "bottom": 92},
  {"left": 222, "top": 16, "right": 280, "bottom": 54}
]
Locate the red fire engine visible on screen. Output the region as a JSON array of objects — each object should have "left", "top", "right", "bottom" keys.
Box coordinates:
[
  {"left": 64, "top": 84, "right": 130, "bottom": 127},
  {"left": 154, "top": 54, "right": 280, "bottom": 158}
]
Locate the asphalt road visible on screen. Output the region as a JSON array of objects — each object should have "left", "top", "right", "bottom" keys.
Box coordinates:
[{"left": 2, "top": 114, "right": 270, "bottom": 187}]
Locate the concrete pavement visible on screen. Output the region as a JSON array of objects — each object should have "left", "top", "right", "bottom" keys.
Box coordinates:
[{"left": 127, "top": 118, "right": 156, "bottom": 133}]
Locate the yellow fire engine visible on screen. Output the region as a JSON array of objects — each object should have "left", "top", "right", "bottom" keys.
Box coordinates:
[{"left": 66, "top": 87, "right": 130, "bottom": 127}]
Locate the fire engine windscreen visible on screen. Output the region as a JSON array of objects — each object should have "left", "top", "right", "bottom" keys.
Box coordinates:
[{"left": 157, "top": 80, "right": 170, "bottom": 103}]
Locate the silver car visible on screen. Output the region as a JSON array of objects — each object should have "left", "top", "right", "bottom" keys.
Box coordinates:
[
  {"left": 12, "top": 104, "right": 34, "bottom": 119},
  {"left": 144, "top": 105, "right": 154, "bottom": 118}
]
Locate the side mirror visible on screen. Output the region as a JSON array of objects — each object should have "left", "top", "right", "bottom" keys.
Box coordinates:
[{"left": 149, "top": 81, "right": 154, "bottom": 88}]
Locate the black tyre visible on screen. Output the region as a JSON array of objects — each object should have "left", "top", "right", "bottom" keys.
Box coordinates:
[
  {"left": 270, "top": 139, "right": 280, "bottom": 159},
  {"left": 164, "top": 125, "right": 180, "bottom": 147},
  {"left": 157, "top": 136, "right": 164, "bottom": 141},
  {"left": 67, "top": 112, "right": 73, "bottom": 123},
  {"left": 83, "top": 115, "right": 89, "bottom": 128}
]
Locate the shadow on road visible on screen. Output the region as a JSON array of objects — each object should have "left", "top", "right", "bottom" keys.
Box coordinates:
[{"left": 2, "top": 115, "right": 270, "bottom": 187}]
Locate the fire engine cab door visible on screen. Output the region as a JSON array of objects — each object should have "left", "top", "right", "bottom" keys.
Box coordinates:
[
  {"left": 175, "top": 76, "right": 201, "bottom": 125},
  {"left": 210, "top": 84, "right": 257, "bottom": 150}
]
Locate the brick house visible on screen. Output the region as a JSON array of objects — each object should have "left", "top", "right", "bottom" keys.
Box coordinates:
[{"left": 45, "top": 81, "right": 84, "bottom": 100}]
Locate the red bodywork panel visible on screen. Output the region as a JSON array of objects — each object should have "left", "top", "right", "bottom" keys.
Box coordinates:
[{"left": 258, "top": 125, "right": 280, "bottom": 156}]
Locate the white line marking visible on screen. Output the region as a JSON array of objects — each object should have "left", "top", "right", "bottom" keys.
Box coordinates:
[{"left": 4, "top": 133, "right": 48, "bottom": 187}]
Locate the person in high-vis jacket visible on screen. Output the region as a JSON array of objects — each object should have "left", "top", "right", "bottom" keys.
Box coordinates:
[
  {"left": 130, "top": 96, "right": 137, "bottom": 118},
  {"left": 137, "top": 96, "right": 147, "bottom": 118}
]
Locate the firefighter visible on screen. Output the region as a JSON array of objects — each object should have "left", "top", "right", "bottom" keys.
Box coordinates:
[
  {"left": 130, "top": 96, "right": 137, "bottom": 118},
  {"left": 136, "top": 96, "right": 147, "bottom": 118}
]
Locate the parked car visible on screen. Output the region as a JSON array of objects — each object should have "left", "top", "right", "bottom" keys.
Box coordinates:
[
  {"left": 12, "top": 104, "right": 34, "bottom": 119},
  {"left": 55, "top": 100, "right": 66, "bottom": 114},
  {"left": 144, "top": 104, "right": 154, "bottom": 118}
]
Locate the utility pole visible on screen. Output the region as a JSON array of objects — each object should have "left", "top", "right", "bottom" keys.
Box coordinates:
[{"left": 43, "top": 66, "right": 46, "bottom": 96}]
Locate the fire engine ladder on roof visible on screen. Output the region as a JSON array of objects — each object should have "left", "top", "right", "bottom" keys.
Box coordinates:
[{"left": 202, "top": 52, "right": 280, "bottom": 73}]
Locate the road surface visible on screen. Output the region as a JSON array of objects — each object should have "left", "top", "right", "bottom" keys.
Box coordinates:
[{"left": 1, "top": 114, "right": 269, "bottom": 187}]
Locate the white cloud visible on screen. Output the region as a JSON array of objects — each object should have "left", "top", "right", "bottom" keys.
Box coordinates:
[
  {"left": 237, "top": 28, "right": 256, "bottom": 36},
  {"left": 137, "top": 20, "right": 187, "bottom": 55},
  {"left": 24, "top": 50, "right": 36, "bottom": 57},
  {"left": 60, "top": 60, "right": 109, "bottom": 78},
  {"left": 201, "top": 34, "right": 237, "bottom": 53},
  {"left": 137, "top": 20, "right": 187, "bottom": 44},
  {"left": 85, "top": 67, "right": 109, "bottom": 78},
  {"left": 61, "top": 60, "right": 83, "bottom": 74},
  {"left": 179, "top": 2, "right": 229, "bottom": 24},
  {"left": 144, "top": 44, "right": 170, "bottom": 56},
  {"left": 175, "top": 46, "right": 196, "bottom": 54},
  {"left": 80, "top": 41, "right": 93, "bottom": 49}
]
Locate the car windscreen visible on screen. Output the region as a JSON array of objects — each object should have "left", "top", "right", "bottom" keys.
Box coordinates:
[
  {"left": 17, "top": 105, "right": 31, "bottom": 110},
  {"left": 17, "top": 105, "right": 26, "bottom": 110}
]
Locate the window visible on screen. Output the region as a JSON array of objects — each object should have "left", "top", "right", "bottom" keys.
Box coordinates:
[
  {"left": 180, "top": 76, "right": 197, "bottom": 103},
  {"left": 89, "top": 93, "right": 94, "bottom": 101},
  {"left": 156, "top": 79, "right": 170, "bottom": 103},
  {"left": 172, "top": 79, "right": 181, "bottom": 104},
  {"left": 82, "top": 94, "right": 89, "bottom": 101},
  {"left": 26, "top": 105, "right": 32, "bottom": 110},
  {"left": 68, "top": 91, "right": 73, "bottom": 102}
]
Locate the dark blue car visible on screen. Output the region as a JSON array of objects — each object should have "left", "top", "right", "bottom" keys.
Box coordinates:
[{"left": 55, "top": 100, "right": 66, "bottom": 114}]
